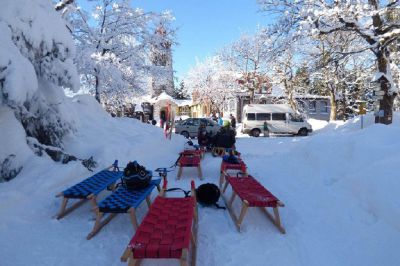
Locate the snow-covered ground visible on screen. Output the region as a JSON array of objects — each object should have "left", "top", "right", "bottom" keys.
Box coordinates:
[{"left": 1, "top": 103, "right": 399, "bottom": 266}]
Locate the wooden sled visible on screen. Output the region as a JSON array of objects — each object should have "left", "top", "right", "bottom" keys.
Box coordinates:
[
  {"left": 55, "top": 162, "right": 122, "bottom": 219},
  {"left": 87, "top": 179, "right": 161, "bottom": 240},
  {"left": 177, "top": 152, "right": 203, "bottom": 180},
  {"left": 219, "top": 159, "right": 247, "bottom": 188},
  {"left": 121, "top": 180, "right": 198, "bottom": 266},
  {"left": 221, "top": 172, "right": 285, "bottom": 233}
]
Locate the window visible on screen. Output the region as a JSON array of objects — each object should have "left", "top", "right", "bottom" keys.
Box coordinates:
[
  {"left": 309, "top": 101, "right": 316, "bottom": 113},
  {"left": 184, "top": 119, "right": 193, "bottom": 126},
  {"left": 200, "top": 119, "right": 211, "bottom": 126},
  {"left": 192, "top": 119, "right": 200, "bottom": 126},
  {"left": 246, "top": 113, "right": 256, "bottom": 121},
  {"left": 272, "top": 113, "right": 286, "bottom": 121},
  {"left": 289, "top": 113, "right": 304, "bottom": 122},
  {"left": 320, "top": 101, "right": 329, "bottom": 113},
  {"left": 256, "top": 113, "right": 271, "bottom": 121}
]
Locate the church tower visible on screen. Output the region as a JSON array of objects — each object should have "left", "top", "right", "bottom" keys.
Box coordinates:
[{"left": 150, "top": 24, "right": 174, "bottom": 97}]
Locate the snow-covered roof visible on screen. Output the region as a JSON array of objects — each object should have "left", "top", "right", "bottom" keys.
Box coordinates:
[
  {"left": 154, "top": 92, "right": 174, "bottom": 102},
  {"left": 134, "top": 104, "right": 143, "bottom": 112},
  {"left": 294, "top": 94, "right": 330, "bottom": 100},
  {"left": 174, "top": 99, "right": 193, "bottom": 106},
  {"left": 243, "top": 104, "right": 294, "bottom": 113}
]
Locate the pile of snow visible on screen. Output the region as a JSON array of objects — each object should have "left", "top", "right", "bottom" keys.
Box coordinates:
[
  {"left": 0, "top": 109, "right": 399, "bottom": 265},
  {"left": 0, "top": 107, "right": 34, "bottom": 181}
]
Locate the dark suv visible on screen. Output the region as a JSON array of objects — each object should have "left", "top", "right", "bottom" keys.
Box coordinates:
[{"left": 175, "top": 118, "right": 221, "bottom": 138}]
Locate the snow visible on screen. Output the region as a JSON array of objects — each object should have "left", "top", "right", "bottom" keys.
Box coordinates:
[
  {"left": 0, "top": 23, "right": 38, "bottom": 104},
  {"left": 1, "top": 106, "right": 400, "bottom": 265},
  {"left": 154, "top": 91, "right": 174, "bottom": 102},
  {"left": 0, "top": 107, "right": 34, "bottom": 177}
]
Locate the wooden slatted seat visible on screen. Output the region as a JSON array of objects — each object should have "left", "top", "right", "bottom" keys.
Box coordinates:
[
  {"left": 221, "top": 173, "right": 285, "bottom": 233},
  {"left": 121, "top": 180, "right": 198, "bottom": 266}
]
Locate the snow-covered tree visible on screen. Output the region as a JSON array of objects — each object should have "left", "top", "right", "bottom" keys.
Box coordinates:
[
  {"left": 185, "top": 57, "right": 240, "bottom": 114},
  {"left": 0, "top": 0, "right": 79, "bottom": 179},
  {"left": 220, "top": 32, "right": 271, "bottom": 103},
  {"left": 0, "top": 0, "right": 78, "bottom": 143},
  {"left": 258, "top": 0, "right": 400, "bottom": 124},
  {"left": 66, "top": 0, "right": 151, "bottom": 104},
  {"left": 173, "top": 80, "right": 189, "bottom": 100},
  {"left": 65, "top": 1, "right": 176, "bottom": 111}
]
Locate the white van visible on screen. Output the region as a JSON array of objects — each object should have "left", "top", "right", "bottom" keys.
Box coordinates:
[{"left": 241, "top": 104, "right": 312, "bottom": 137}]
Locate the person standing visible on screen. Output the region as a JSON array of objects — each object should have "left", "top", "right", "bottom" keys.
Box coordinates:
[
  {"left": 197, "top": 123, "right": 208, "bottom": 147},
  {"left": 263, "top": 121, "right": 269, "bottom": 137},
  {"left": 230, "top": 114, "right": 236, "bottom": 129}
]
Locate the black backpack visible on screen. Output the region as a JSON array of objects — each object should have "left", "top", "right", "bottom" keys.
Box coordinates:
[
  {"left": 122, "top": 161, "right": 151, "bottom": 190},
  {"left": 196, "top": 183, "right": 225, "bottom": 209}
]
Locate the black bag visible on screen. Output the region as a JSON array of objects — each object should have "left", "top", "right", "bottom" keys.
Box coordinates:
[
  {"left": 196, "top": 183, "right": 225, "bottom": 209},
  {"left": 122, "top": 161, "right": 151, "bottom": 190}
]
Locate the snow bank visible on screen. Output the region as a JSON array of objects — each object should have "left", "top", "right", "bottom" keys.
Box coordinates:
[
  {"left": 0, "top": 107, "right": 34, "bottom": 181},
  {"left": 0, "top": 108, "right": 399, "bottom": 266}
]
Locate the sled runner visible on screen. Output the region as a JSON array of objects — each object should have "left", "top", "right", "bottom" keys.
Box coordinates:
[
  {"left": 87, "top": 178, "right": 161, "bottom": 240},
  {"left": 55, "top": 161, "right": 122, "bottom": 219},
  {"left": 177, "top": 152, "right": 203, "bottom": 180},
  {"left": 221, "top": 172, "right": 285, "bottom": 233},
  {"left": 121, "top": 180, "right": 198, "bottom": 266}
]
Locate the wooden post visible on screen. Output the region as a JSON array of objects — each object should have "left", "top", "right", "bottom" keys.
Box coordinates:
[
  {"left": 120, "top": 247, "right": 132, "bottom": 262},
  {"left": 259, "top": 206, "right": 286, "bottom": 234},
  {"left": 86, "top": 212, "right": 118, "bottom": 240},
  {"left": 236, "top": 200, "right": 249, "bottom": 231},
  {"left": 177, "top": 166, "right": 183, "bottom": 180},
  {"left": 229, "top": 192, "right": 236, "bottom": 207},
  {"left": 219, "top": 172, "right": 224, "bottom": 189},
  {"left": 128, "top": 257, "right": 141, "bottom": 266},
  {"left": 191, "top": 226, "right": 198, "bottom": 266},
  {"left": 222, "top": 178, "right": 230, "bottom": 193},
  {"left": 56, "top": 197, "right": 68, "bottom": 219},
  {"left": 180, "top": 248, "right": 189, "bottom": 266},
  {"left": 273, "top": 207, "right": 285, "bottom": 234},
  {"left": 128, "top": 208, "right": 139, "bottom": 229},
  {"left": 197, "top": 165, "right": 203, "bottom": 180},
  {"left": 145, "top": 196, "right": 151, "bottom": 208},
  {"left": 56, "top": 198, "right": 87, "bottom": 219}
]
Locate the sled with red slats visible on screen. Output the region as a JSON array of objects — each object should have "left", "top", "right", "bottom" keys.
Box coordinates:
[
  {"left": 221, "top": 173, "right": 285, "bottom": 233},
  {"left": 121, "top": 180, "right": 198, "bottom": 266},
  {"left": 177, "top": 151, "right": 202, "bottom": 180},
  {"left": 219, "top": 158, "right": 247, "bottom": 188}
]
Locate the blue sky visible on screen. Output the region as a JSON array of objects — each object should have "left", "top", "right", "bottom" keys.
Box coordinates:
[
  {"left": 133, "top": 0, "right": 271, "bottom": 79},
  {"left": 78, "top": 0, "right": 271, "bottom": 79}
]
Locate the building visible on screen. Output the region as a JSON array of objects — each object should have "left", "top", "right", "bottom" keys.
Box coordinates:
[{"left": 223, "top": 86, "right": 331, "bottom": 122}]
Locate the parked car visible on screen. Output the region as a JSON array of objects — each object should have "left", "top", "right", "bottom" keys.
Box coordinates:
[
  {"left": 241, "top": 104, "right": 312, "bottom": 137},
  {"left": 175, "top": 118, "right": 221, "bottom": 138}
]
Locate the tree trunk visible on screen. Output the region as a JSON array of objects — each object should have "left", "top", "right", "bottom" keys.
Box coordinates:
[
  {"left": 249, "top": 89, "right": 255, "bottom": 104},
  {"left": 287, "top": 90, "right": 297, "bottom": 111},
  {"left": 329, "top": 91, "right": 337, "bottom": 121},
  {"left": 94, "top": 70, "right": 101, "bottom": 103},
  {"left": 375, "top": 48, "right": 396, "bottom": 124}
]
